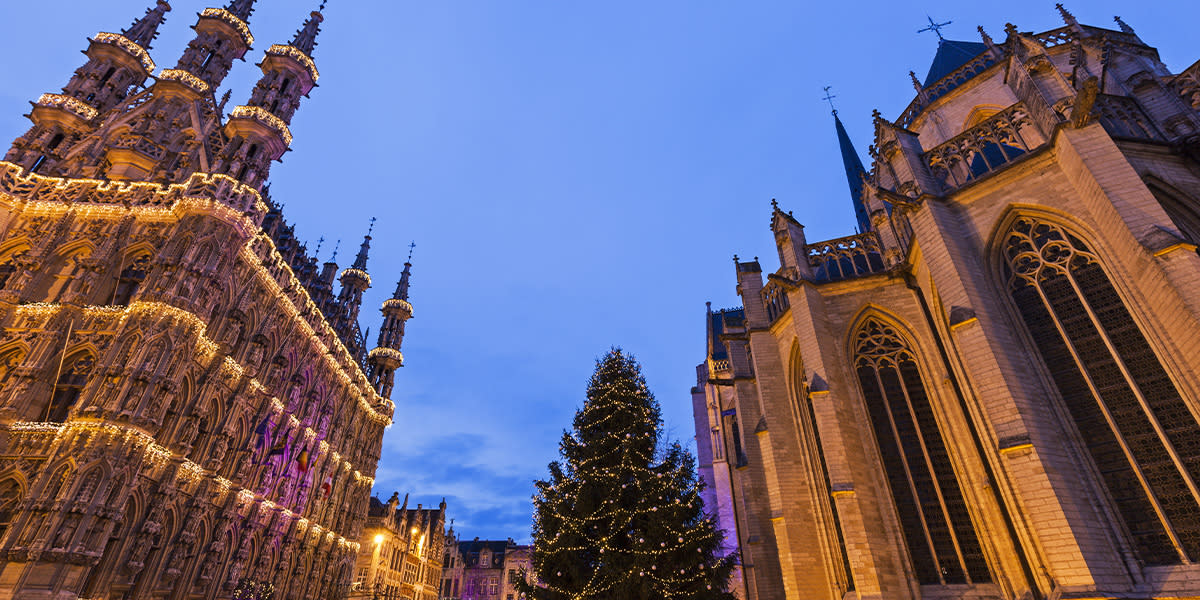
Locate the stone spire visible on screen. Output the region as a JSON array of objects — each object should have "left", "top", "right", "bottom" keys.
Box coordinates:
[
  {"left": 833, "top": 111, "right": 872, "bottom": 233},
  {"left": 352, "top": 223, "right": 373, "bottom": 271},
  {"left": 291, "top": 2, "right": 327, "bottom": 57},
  {"left": 369, "top": 243, "right": 415, "bottom": 399},
  {"left": 225, "top": 0, "right": 257, "bottom": 21},
  {"left": 122, "top": 0, "right": 172, "bottom": 50}
]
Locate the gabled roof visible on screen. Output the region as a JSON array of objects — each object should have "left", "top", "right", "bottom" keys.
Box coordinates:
[{"left": 923, "top": 39, "right": 989, "bottom": 87}]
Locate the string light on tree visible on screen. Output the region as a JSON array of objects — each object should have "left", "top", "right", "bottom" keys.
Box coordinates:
[{"left": 518, "top": 349, "right": 736, "bottom": 599}]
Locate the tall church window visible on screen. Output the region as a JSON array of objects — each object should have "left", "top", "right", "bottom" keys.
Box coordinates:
[
  {"left": 854, "top": 318, "right": 991, "bottom": 585},
  {"left": 45, "top": 352, "right": 95, "bottom": 423},
  {"left": 1003, "top": 217, "right": 1200, "bottom": 565},
  {"left": 112, "top": 252, "right": 150, "bottom": 305},
  {"left": 791, "top": 346, "right": 854, "bottom": 592},
  {"left": 44, "top": 249, "right": 90, "bottom": 303}
]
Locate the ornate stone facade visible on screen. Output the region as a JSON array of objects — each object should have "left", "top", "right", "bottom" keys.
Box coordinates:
[
  {"left": 352, "top": 494, "right": 445, "bottom": 600},
  {"left": 0, "top": 1, "right": 414, "bottom": 598},
  {"left": 694, "top": 8, "right": 1200, "bottom": 600}
]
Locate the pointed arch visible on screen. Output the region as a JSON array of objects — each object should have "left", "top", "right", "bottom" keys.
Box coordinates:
[
  {"left": 848, "top": 312, "right": 992, "bottom": 585},
  {"left": 41, "top": 240, "right": 95, "bottom": 302},
  {"left": 0, "top": 238, "right": 32, "bottom": 291},
  {"left": 46, "top": 348, "right": 97, "bottom": 423},
  {"left": 788, "top": 339, "right": 855, "bottom": 593},
  {"left": 0, "top": 475, "right": 26, "bottom": 544},
  {"left": 111, "top": 245, "right": 154, "bottom": 306},
  {"left": 994, "top": 212, "right": 1200, "bottom": 565}
]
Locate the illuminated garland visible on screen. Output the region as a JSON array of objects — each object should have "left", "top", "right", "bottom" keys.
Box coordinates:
[
  {"left": 93, "top": 32, "right": 156, "bottom": 72},
  {"left": 338, "top": 267, "right": 371, "bottom": 286},
  {"left": 266, "top": 44, "right": 319, "bottom": 82},
  {"left": 158, "top": 69, "right": 211, "bottom": 94},
  {"left": 200, "top": 8, "right": 254, "bottom": 46},
  {"left": 4, "top": 419, "right": 365, "bottom": 550},
  {"left": 231, "top": 105, "right": 293, "bottom": 146},
  {"left": 35, "top": 93, "right": 99, "bottom": 121}
]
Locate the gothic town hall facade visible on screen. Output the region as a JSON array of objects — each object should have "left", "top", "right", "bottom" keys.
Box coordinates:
[
  {"left": 0, "top": 1, "right": 415, "bottom": 598},
  {"left": 693, "top": 7, "right": 1200, "bottom": 600}
]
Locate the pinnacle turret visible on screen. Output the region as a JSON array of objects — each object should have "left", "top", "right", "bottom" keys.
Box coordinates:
[
  {"left": 291, "top": 3, "right": 327, "bottom": 57},
  {"left": 352, "top": 230, "right": 372, "bottom": 271},
  {"left": 122, "top": 0, "right": 172, "bottom": 50},
  {"left": 225, "top": 0, "right": 256, "bottom": 21},
  {"left": 368, "top": 244, "right": 415, "bottom": 399}
]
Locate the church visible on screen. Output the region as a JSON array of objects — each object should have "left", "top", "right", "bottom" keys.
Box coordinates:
[
  {"left": 692, "top": 6, "right": 1200, "bottom": 600},
  {"left": 0, "top": 1, "right": 414, "bottom": 598}
]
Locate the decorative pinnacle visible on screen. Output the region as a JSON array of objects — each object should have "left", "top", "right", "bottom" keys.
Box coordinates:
[
  {"left": 329, "top": 239, "right": 341, "bottom": 262},
  {"left": 770, "top": 198, "right": 779, "bottom": 211},
  {"left": 225, "top": 0, "right": 256, "bottom": 21},
  {"left": 909, "top": 71, "right": 922, "bottom": 92},
  {"left": 315, "top": 236, "right": 325, "bottom": 256},
  {"left": 918, "top": 15, "right": 952, "bottom": 42},
  {"left": 291, "top": 2, "right": 327, "bottom": 56},
  {"left": 821, "top": 86, "right": 837, "bottom": 115},
  {"left": 1055, "top": 3, "right": 1078, "bottom": 27},
  {"left": 1004, "top": 22, "right": 1020, "bottom": 37},
  {"left": 352, "top": 218, "right": 375, "bottom": 270},
  {"left": 978, "top": 25, "right": 996, "bottom": 49},
  {"left": 1113, "top": 16, "right": 1135, "bottom": 35},
  {"left": 394, "top": 254, "right": 413, "bottom": 301},
  {"left": 122, "top": 0, "right": 171, "bottom": 50}
]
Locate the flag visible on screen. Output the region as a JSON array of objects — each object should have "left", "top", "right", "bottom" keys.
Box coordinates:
[
  {"left": 267, "top": 436, "right": 288, "bottom": 460},
  {"left": 296, "top": 446, "right": 310, "bottom": 473},
  {"left": 253, "top": 416, "right": 272, "bottom": 452}
]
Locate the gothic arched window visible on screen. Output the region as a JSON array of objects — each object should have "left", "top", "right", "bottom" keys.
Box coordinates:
[
  {"left": 112, "top": 252, "right": 150, "bottom": 305},
  {"left": 854, "top": 318, "right": 991, "bottom": 585},
  {"left": 46, "top": 352, "right": 95, "bottom": 423},
  {"left": 0, "top": 478, "right": 22, "bottom": 544},
  {"left": 1003, "top": 217, "right": 1200, "bottom": 565}
]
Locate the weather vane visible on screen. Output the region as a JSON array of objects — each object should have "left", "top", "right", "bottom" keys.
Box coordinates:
[
  {"left": 366, "top": 216, "right": 377, "bottom": 237},
  {"left": 918, "top": 15, "right": 952, "bottom": 41},
  {"left": 822, "top": 86, "right": 838, "bottom": 115},
  {"left": 407, "top": 241, "right": 416, "bottom": 262}
]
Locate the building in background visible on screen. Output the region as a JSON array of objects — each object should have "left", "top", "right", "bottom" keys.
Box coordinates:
[
  {"left": 693, "top": 7, "right": 1200, "bottom": 600},
  {"left": 440, "top": 533, "right": 534, "bottom": 600},
  {"left": 353, "top": 493, "right": 447, "bottom": 600},
  {"left": 0, "top": 0, "right": 418, "bottom": 598}
]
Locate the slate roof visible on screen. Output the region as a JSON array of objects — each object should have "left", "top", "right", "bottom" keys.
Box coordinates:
[{"left": 923, "top": 39, "right": 989, "bottom": 87}]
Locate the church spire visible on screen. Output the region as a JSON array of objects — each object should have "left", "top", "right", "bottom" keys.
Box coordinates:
[
  {"left": 121, "top": 0, "right": 172, "bottom": 50},
  {"left": 352, "top": 218, "right": 375, "bottom": 271},
  {"left": 225, "top": 0, "right": 257, "bottom": 21},
  {"left": 832, "top": 108, "right": 872, "bottom": 233},
  {"left": 291, "top": 2, "right": 327, "bottom": 57}
]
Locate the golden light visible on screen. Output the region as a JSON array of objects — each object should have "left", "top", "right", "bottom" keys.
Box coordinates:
[{"left": 374, "top": 534, "right": 384, "bottom": 545}]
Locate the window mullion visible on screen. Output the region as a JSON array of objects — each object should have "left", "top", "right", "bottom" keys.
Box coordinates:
[
  {"left": 1031, "top": 276, "right": 1189, "bottom": 560},
  {"left": 1063, "top": 269, "right": 1200, "bottom": 515},
  {"left": 894, "top": 360, "right": 972, "bottom": 583},
  {"left": 873, "top": 362, "right": 944, "bottom": 584}
]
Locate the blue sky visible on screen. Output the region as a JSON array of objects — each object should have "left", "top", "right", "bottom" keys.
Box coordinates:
[{"left": 1, "top": 1, "right": 1195, "bottom": 543}]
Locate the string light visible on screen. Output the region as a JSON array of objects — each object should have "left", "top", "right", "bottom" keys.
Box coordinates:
[
  {"left": 35, "top": 93, "right": 98, "bottom": 121},
  {"left": 158, "top": 69, "right": 211, "bottom": 95},
  {"left": 266, "top": 44, "right": 319, "bottom": 82},
  {"left": 92, "top": 32, "right": 156, "bottom": 72},
  {"left": 230, "top": 105, "right": 293, "bottom": 146},
  {"left": 200, "top": 8, "right": 254, "bottom": 46}
]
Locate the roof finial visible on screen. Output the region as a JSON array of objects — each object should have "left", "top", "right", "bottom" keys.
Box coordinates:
[
  {"left": 1004, "top": 22, "right": 1020, "bottom": 37},
  {"left": 822, "top": 86, "right": 838, "bottom": 115},
  {"left": 315, "top": 236, "right": 325, "bottom": 256},
  {"left": 909, "top": 71, "right": 923, "bottom": 92},
  {"left": 122, "top": 0, "right": 171, "bottom": 50},
  {"left": 329, "top": 239, "right": 341, "bottom": 262},
  {"left": 1055, "top": 3, "right": 1078, "bottom": 27},
  {"left": 407, "top": 241, "right": 416, "bottom": 263},
  {"left": 291, "top": 1, "right": 327, "bottom": 56},
  {"left": 395, "top": 246, "right": 413, "bottom": 301},
  {"left": 770, "top": 198, "right": 780, "bottom": 212},
  {"left": 978, "top": 25, "right": 997, "bottom": 49},
  {"left": 1113, "top": 16, "right": 1136, "bottom": 35},
  {"left": 918, "top": 15, "right": 952, "bottom": 42}
]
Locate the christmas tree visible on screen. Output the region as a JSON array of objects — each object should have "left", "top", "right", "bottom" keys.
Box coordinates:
[{"left": 521, "top": 349, "right": 736, "bottom": 600}]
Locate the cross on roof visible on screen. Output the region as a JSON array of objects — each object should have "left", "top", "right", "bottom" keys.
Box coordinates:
[
  {"left": 407, "top": 241, "right": 416, "bottom": 262},
  {"left": 918, "top": 15, "right": 952, "bottom": 41},
  {"left": 822, "top": 86, "right": 838, "bottom": 114}
]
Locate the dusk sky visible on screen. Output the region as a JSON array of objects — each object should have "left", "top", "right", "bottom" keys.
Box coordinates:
[{"left": 1, "top": 1, "right": 1195, "bottom": 543}]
